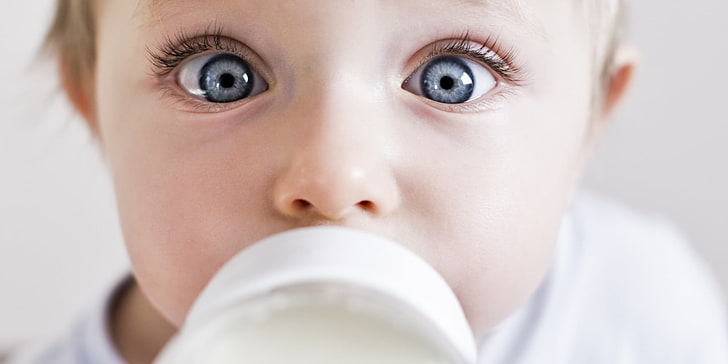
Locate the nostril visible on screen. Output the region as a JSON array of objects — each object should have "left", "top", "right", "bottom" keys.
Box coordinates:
[
  {"left": 293, "top": 199, "right": 312, "bottom": 210},
  {"left": 358, "top": 200, "right": 375, "bottom": 211}
]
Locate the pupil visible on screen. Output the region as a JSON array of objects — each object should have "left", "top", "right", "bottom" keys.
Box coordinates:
[
  {"left": 419, "top": 56, "right": 474, "bottom": 104},
  {"left": 440, "top": 76, "right": 454, "bottom": 90},
  {"left": 219, "top": 73, "right": 235, "bottom": 88}
]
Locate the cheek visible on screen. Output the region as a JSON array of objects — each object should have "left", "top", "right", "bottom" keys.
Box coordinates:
[
  {"left": 101, "top": 116, "right": 293, "bottom": 325},
  {"left": 398, "top": 88, "right": 591, "bottom": 337},
  {"left": 94, "top": 36, "right": 286, "bottom": 325},
  {"left": 408, "top": 140, "right": 573, "bottom": 339},
  {"left": 102, "top": 111, "right": 299, "bottom": 325}
]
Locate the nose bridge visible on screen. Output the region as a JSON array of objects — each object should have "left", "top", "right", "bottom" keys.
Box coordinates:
[{"left": 273, "top": 75, "right": 399, "bottom": 221}]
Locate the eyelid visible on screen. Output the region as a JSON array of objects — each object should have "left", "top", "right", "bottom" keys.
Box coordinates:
[
  {"left": 403, "top": 34, "right": 526, "bottom": 90},
  {"left": 148, "top": 33, "right": 272, "bottom": 81},
  {"left": 147, "top": 30, "right": 273, "bottom": 113},
  {"left": 399, "top": 35, "right": 527, "bottom": 112}
]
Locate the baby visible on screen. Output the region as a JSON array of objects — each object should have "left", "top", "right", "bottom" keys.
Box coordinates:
[{"left": 9, "top": 0, "right": 728, "bottom": 363}]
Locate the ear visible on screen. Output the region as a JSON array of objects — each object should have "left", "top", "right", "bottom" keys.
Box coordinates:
[
  {"left": 584, "top": 43, "right": 640, "bottom": 148},
  {"left": 599, "top": 44, "right": 639, "bottom": 121},
  {"left": 567, "top": 44, "right": 639, "bottom": 205},
  {"left": 59, "top": 56, "right": 101, "bottom": 139}
]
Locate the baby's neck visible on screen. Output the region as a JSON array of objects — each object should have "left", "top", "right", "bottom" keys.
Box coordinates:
[{"left": 110, "top": 279, "right": 178, "bottom": 364}]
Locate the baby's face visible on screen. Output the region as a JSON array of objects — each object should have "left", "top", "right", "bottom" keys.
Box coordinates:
[{"left": 94, "top": 0, "right": 595, "bottom": 339}]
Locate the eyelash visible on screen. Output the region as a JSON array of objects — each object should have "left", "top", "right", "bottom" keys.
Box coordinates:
[
  {"left": 146, "top": 27, "right": 526, "bottom": 109},
  {"left": 147, "top": 24, "right": 239, "bottom": 77},
  {"left": 423, "top": 32, "right": 525, "bottom": 87}
]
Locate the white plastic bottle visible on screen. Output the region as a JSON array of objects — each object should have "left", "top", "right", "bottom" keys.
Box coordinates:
[{"left": 154, "top": 227, "right": 477, "bottom": 364}]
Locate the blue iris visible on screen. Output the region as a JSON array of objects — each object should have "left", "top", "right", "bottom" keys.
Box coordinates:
[
  {"left": 199, "top": 54, "right": 254, "bottom": 103},
  {"left": 421, "top": 56, "right": 475, "bottom": 104}
]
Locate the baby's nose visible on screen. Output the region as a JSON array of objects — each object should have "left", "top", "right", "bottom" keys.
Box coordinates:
[{"left": 272, "top": 107, "right": 400, "bottom": 221}]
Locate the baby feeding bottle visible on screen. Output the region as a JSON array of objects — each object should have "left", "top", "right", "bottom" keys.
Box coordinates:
[{"left": 154, "top": 227, "right": 477, "bottom": 364}]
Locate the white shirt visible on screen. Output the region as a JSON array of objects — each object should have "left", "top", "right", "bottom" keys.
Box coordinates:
[
  {"left": 8, "top": 193, "right": 728, "bottom": 363},
  {"left": 6, "top": 277, "right": 127, "bottom": 364},
  {"left": 479, "top": 193, "right": 728, "bottom": 363}
]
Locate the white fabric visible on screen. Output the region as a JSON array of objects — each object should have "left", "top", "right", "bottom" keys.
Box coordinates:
[
  {"left": 7, "top": 193, "right": 728, "bottom": 364},
  {"left": 480, "top": 193, "right": 728, "bottom": 363},
  {"left": 6, "top": 278, "right": 127, "bottom": 364}
]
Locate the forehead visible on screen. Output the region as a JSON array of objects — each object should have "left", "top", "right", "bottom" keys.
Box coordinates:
[{"left": 135, "top": 0, "right": 557, "bottom": 38}]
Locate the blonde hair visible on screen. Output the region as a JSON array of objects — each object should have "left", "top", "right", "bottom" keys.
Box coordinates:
[
  {"left": 585, "top": 0, "right": 627, "bottom": 94},
  {"left": 45, "top": 0, "right": 96, "bottom": 88},
  {"left": 45, "top": 0, "right": 625, "bottom": 93}
]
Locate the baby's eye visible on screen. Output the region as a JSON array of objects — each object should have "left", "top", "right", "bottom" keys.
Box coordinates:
[
  {"left": 177, "top": 53, "right": 268, "bottom": 103},
  {"left": 403, "top": 56, "right": 496, "bottom": 104}
]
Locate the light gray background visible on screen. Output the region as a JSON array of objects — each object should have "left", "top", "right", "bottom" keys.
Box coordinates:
[{"left": 1, "top": 0, "right": 726, "bottom": 347}]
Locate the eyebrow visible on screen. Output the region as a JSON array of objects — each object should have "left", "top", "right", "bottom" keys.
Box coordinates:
[
  {"left": 456, "top": 0, "right": 547, "bottom": 39},
  {"left": 139, "top": 0, "right": 547, "bottom": 40}
]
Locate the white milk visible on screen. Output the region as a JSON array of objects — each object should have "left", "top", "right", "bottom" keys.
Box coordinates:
[{"left": 155, "top": 227, "right": 476, "bottom": 364}]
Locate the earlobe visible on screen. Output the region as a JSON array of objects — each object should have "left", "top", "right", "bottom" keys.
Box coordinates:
[{"left": 59, "top": 56, "right": 100, "bottom": 139}]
